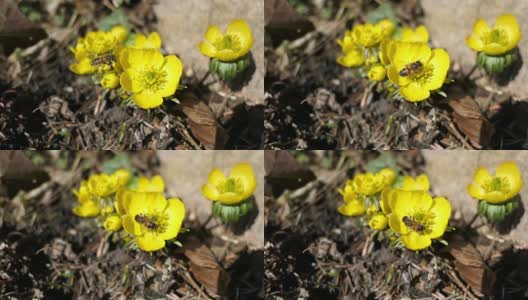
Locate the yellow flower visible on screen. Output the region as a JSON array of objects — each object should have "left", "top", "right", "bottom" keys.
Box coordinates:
[
  {"left": 136, "top": 175, "right": 165, "bottom": 192},
  {"left": 400, "top": 25, "right": 429, "bottom": 43},
  {"left": 389, "top": 190, "right": 451, "bottom": 250},
  {"left": 369, "top": 214, "right": 388, "bottom": 230},
  {"left": 119, "top": 48, "right": 183, "bottom": 109},
  {"left": 378, "top": 168, "right": 396, "bottom": 186},
  {"left": 368, "top": 64, "right": 387, "bottom": 81},
  {"left": 101, "top": 72, "right": 120, "bottom": 89},
  {"left": 350, "top": 168, "right": 393, "bottom": 196},
  {"left": 351, "top": 19, "right": 395, "bottom": 48},
  {"left": 110, "top": 25, "right": 129, "bottom": 44},
  {"left": 198, "top": 19, "right": 254, "bottom": 62},
  {"left": 83, "top": 31, "right": 117, "bottom": 55},
  {"left": 133, "top": 32, "right": 162, "bottom": 49},
  {"left": 113, "top": 169, "right": 131, "bottom": 186},
  {"left": 337, "top": 185, "right": 365, "bottom": 216},
  {"left": 121, "top": 192, "right": 185, "bottom": 252},
  {"left": 466, "top": 14, "right": 521, "bottom": 55},
  {"left": 467, "top": 161, "right": 523, "bottom": 204},
  {"left": 69, "top": 38, "right": 96, "bottom": 75},
  {"left": 387, "top": 42, "right": 450, "bottom": 102},
  {"left": 88, "top": 170, "right": 129, "bottom": 197},
  {"left": 337, "top": 34, "right": 364, "bottom": 67},
  {"left": 401, "top": 174, "right": 430, "bottom": 191},
  {"left": 104, "top": 215, "right": 122, "bottom": 231},
  {"left": 73, "top": 200, "right": 100, "bottom": 217},
  {"left": 201, "top": 163, "right": 256, "bottom": 205},
  {"left": 379, "top": 39, "right": 395, "bottom": 66}
]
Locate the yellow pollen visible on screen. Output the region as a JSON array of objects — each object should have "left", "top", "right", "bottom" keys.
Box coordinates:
[
  {"left": 214, "top": 35, "right": 241, "bottom": 52},
  {"left": 139, "top": 68, "right": 168, "bottom": 93}
]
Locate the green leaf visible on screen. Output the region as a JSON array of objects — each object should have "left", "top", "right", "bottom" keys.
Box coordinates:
[
  {"left": 101, "top": 153, "right": 134, "bottom": 174},
  {"left": 366, "top": 3, "right": 398, "bottom": 24},
  {"left": 97, "top": 8, "right": 132, "bottom": 31},
  {"left": 366, "top": 152, "right": 399, "bottom": 174}
]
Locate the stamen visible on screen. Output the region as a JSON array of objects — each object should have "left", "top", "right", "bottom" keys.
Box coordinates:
[{"left": 214, "top": 35, "right": 242, "bottom": 52}]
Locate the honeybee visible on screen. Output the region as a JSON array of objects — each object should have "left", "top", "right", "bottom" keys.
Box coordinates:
[
  {"left": 135, "top": 214, "right": 159, "bottom": 230},
  {"left": 399, "top": 61, "right": 423, "bottom": 77},
  {"left": 402, "top": 216, "right": 425, "bottom": 232},
  {"left": 91, "top": 54, "right": 117, "bottom": 67}
]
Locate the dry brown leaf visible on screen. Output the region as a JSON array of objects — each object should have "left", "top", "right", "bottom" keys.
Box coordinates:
[
  {"left": 0, "top": 0, "right": 47, "bottom": 53},
  {"left": 0, "top": 151, "right": 49, "bottom": 197},
  {"left": 182, "top": 237, "right": 230, "bottom": 297},
  {"left": 180, "top": 92, "right": 228, "bottom": 150},
  {"left": 446, "top": 234, "right": 496, "bottom": 296},
  {"left": 447, "top": 92, "right": 495, "bottom": 148},
  {"left": 264, "top": 0, "right": 314, "bottom": 46}
]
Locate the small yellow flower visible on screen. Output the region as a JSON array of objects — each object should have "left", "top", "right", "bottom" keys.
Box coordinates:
[
  {"left": 368, "top": 64, "right": 387, "bottom": 81},
  {"left": 369, "top": 214, "right": 388, "bottom": 230},
  {"left": 101, "top": 72, "right": 120, "bottom": 89},
  {"left": 136, "top": 175, "right": 165, "bottom": 193},
  {"left": 198, "top": 19, "right": 254, "bottom": 62},
  {"left": 69, "top": 38, "right": 96, "bottom": 75},
  {"left": 113, "top": 169, "right": 131, "bottom": 186},
  {"left": 201, "top": 163, "right": 257, "bottom": 205},
  {"left": 87, "top": 170, "right": 129, "bottom": 197},
  {"left": 104, "top": 215, "right": 122, "bottom": 231},
  {"left": 466, "top": 14, "right": 521, "bottom": 55},
  {"left": 400, "top": 25, "right": 429, "bottom": 43},
  {"left": 378, "top": 168, "right": 396, "bottom": 186},
  {"left": 387, "top": 42, "right": 450, "bottom": 102},
  {"left": 401, "top": 174, "right": 430, "bottom": 191},
  {"left": 121, "top": 192, "right": 185, "bottom": 252},
  {"left": 351, "top": 19, "right": 395, "bottom": 48},
  {"left": 84, "top": 31, "right": 117, "bottom": 55},
  {"left": 119, "top": 48, "right": 183, "bottom": 109},
  {"left": 133, "top": 32, "right": 162, "bottom": 49},
  {"left": 389, "top": 190, "right": 451, "bottom": 250},
  {"left": 110, "top": 25, "right": 129, "bottom": 44},
  {"left": 337, "top": 35, "right": 364, "bottom": 67},
  {"left": 350, "top": 169, "right": 392, "bottom": 196},
  {"left": 337, "top": 185, "right": 365, "bottom": 217},
  {"left": 467, "top": 161, "right": 523, "bottom": 204},
  {"left": 73, "top": 200, "right": 100, "bottom": 217}
]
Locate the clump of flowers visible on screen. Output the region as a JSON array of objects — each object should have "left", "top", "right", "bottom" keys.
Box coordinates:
[
  {"left": 198, "top": 19, "right": 254, "bottom": 81},
  {"left": 467, "top": 161, "right": 523, "bottom": 223},
  {"left": 466, "top": 14, "right": 521, "bottom": 75},
  {"left": 338, "top": 169, "right": 452, "bottom": 251},
  {"left": 337, "top": 19, "right": 451, "bottom": 103},
  {"left": 201, "top": 162, "right": 256, "bottom": 223},
  {"left": 73, "top": 170, "right": 185, "bottom": 252},
  {"left": 70, "top": 26, "right": 183, "bottom": 110}
]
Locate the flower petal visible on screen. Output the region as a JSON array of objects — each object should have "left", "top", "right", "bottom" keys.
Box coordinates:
[
  {"left": 494, "top": 14, "right": 521, "bottom": 50},
  {"left": 401, "top": 81, "right": 430, "bottom": 102},
  {"left": 229, "top": 163, "right": 256, "bottom": 199},
  {"left": 465, "top": 35, "right": 484, "bottom": 52},
  {"left": 473, "top": 19, "right": 491, "bottom": 37},
  {"left": 428, "top": 196, "right": 451, "bottom": 239},
  {"left": 158, "top": 55, "right": 183, "bottom": 97},
  {"left": 198, "top": 41, "right": 217, "bottom": 58},
  {"left": 425, "top": 48, "right": 450, "bottom": 91},
  {"left": 467, "top": 183, "right": 486, "bottom": 200},
  {"left": 201, "top": 184, "right": 220, "bottom": 201},
  {"left": 226, "top": 19, "right": 253, "bottom": 56},
  {"left": 158, "top": 198, "right": 185, "bottom": 240},
  {"left": 391, "top": 42, "right": 431, "bottom": 71},
  {"left": 401, "top": 231, "right": 431, "bottom": 250},
  {"left": 122, "top": 215, "right": 143, "bottom": 236},
  {"left": 473, "top": 167, "right": 492, "bottom": 185},
  {"left": 208, "top": 168, "right": 226, "bottom": 186},
  {"left": 389, "top": 212, "right": 409, "bottom": 235},
  {"left": 133, "top": 90, "right": 164, "bottom": 109},
  {"left": 204, "top": 25, "right": 224, "bottom": 44},
  {"left": 495, "top": 161, "right": 523, "bottom": 197},
  {"left": 136, "top": 232, "right": 166, "bottom": 252}
]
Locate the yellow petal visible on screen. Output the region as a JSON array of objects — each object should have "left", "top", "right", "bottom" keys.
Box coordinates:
[
  {"left": 368, "top": 214, "right": 388, "bottom": 230},
  {"left": 146, "top": 32, "right": 162, "bottom": 49},
  {"left": 226, "top": 19, "right": 254, "bottom": 56},
  {"left": 217, "top": 192, "right": 244, "bottom": 204},
  {"left": 416, "top": 174, "right": 430, "bottom": 191},
  {"left": 482, "top": 190, "right": 509, "bottom": 204},
  {"left": 401, "top": 81, "right": 430, "bottom": 102},
  {"left": 208, "top": 168, "right": 226, "bottom": 186},
  {"left": 201, "top": 184, "right": 220, "bottom": 201},
  {"left": 495, "top": 161, "right": 523, "bottom": 197},
  {"left": 482, "top": 43, "right": 508, "bottom": 55},
  {"left": 133, "top": 90, "right": 164, "bottom": 109},
  {"left": 122, "top": 215, "right": 143, "bottom": 236},
  {"left": 72, "top": 201, "right": 100, "bottom": 217},
  {"left": 473, "top": 19, "right": 491, "bottom": 37},
  {"left": 69, "top": 58, "right": 96, "bottom": 75},
  {"left": 428, "top": 196, "right": 451, "bottom": 239},
  {"left": 230, "top": 163, "right": 257, "bottom": 199},
  {"left": 388, "top": 211, "right": 409, "bottom": 234},
  {"left": 104, "top": 215, "right": 122, "bottom": 232},
  {"left": 127, "top": 192, "right": 167, "bottom": 217},
  {"left": 425, "top": 48, "right": 450, "bottom": 91},
  {"left": 337, "top": 49, "right": 364, "bottom": 67},
  {"left": 467, "top": 183, "right": 486, "bottom": 200},
  {"left": 124, "top": 48, "right": 164, "bottom": 70},
  {"left": 387, "top": 65, "right": 409, "bottom": 86},
  {"left": 473, "top": 167, "right": 492, "bottom": 185},
  {"left": 494, "top": 14, "right": 521, "bottom": 50},
  {"left": 158, "top": 55, "right": 183, "bottom": 97},
  {"left": 415, "top": 25, "right": 429, "bottom": 42},
  {"left": 465, "top": 35, "right": 484, "bottom": 52},
  {"left": 110, "top": 25, "right": 128, "bottom": 43},
  {"left": 204, "top": 25, "right": 224, "bottom": 44},
  {"left": 401, "top": 231, "right": 431, "bottom": 250},
  {"left": 338, "top": 201, "right": 365, "bottom": 217},
  {"left": 198, "top": 41, "right": 217, "bottom": 58},
  {"left": 120, "top": 71, "right": 142, "bottom": 93},
  {"left": 136, "top": 232, "right": 166, "bottom": 252},
  {"left": 391, "top": 42, "right": 431, "bottom": 71},
  {"left": 158, "top": 198, "right": 185, "bottom": 240},
  {"left": 392, "top": 190, "right": 433, "bottom": 217},
  {"left": 215, "top": 49, "right": 241, "bottom": 62}
]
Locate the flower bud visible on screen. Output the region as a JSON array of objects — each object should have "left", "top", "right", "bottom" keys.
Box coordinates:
[
  {"left": 104, "top": 215, "right": 122, "bottom": 232},
  {"left": 368, "top": 214, "right": 388, "bottom": 230},
  {"left": 101, "top": 72, "right": 120, "bottom": 89}
]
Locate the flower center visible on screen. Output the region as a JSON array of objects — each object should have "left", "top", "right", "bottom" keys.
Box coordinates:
[
  {"left": 220, "top": 178, "right": 243, "bottom": 194},
  {"left": 139, "top": 68, "right": 168, "bottom": 93},
  {"left": 135, "top": 212, "right": 168, "bottom": 234},
  {"left": 403, "top": 210, "right": 435, "bottom": 234},
  {"left": 483, "top": 177, "right": 510, "bottom": 193},
  {"left": 484, "top": 29, "right": 508, "bottom": 45},
  {"left": 403, "top": 62, "right": 434, "bottom": 85},
  {"left": 214, "top": 35, "right": 241, "bottom": 52}
]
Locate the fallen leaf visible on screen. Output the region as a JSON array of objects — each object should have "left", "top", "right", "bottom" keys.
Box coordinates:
[
  {"left": 447, "top": 90, "right": 495, "bottom": 148},
  {"left": 180, "top": 92, "right": 228, "bottom": 150},
  {"left": 182, "top": 237, "right": 230, "bottom": 297},
  {"left": 264, "top": 0, "right": 315, "bottom": 47},
  {"left": 0, "top": 151, "right": 49, "bottom": 197},
  {"left": 264, "top": 151, "right": 316, "bottom": 195},
  {"left": 445, "top": 234, "right": 496, "bottom": 296},
  {"left": 0, "top": 0, "right": 47, "bottom": 54}
]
